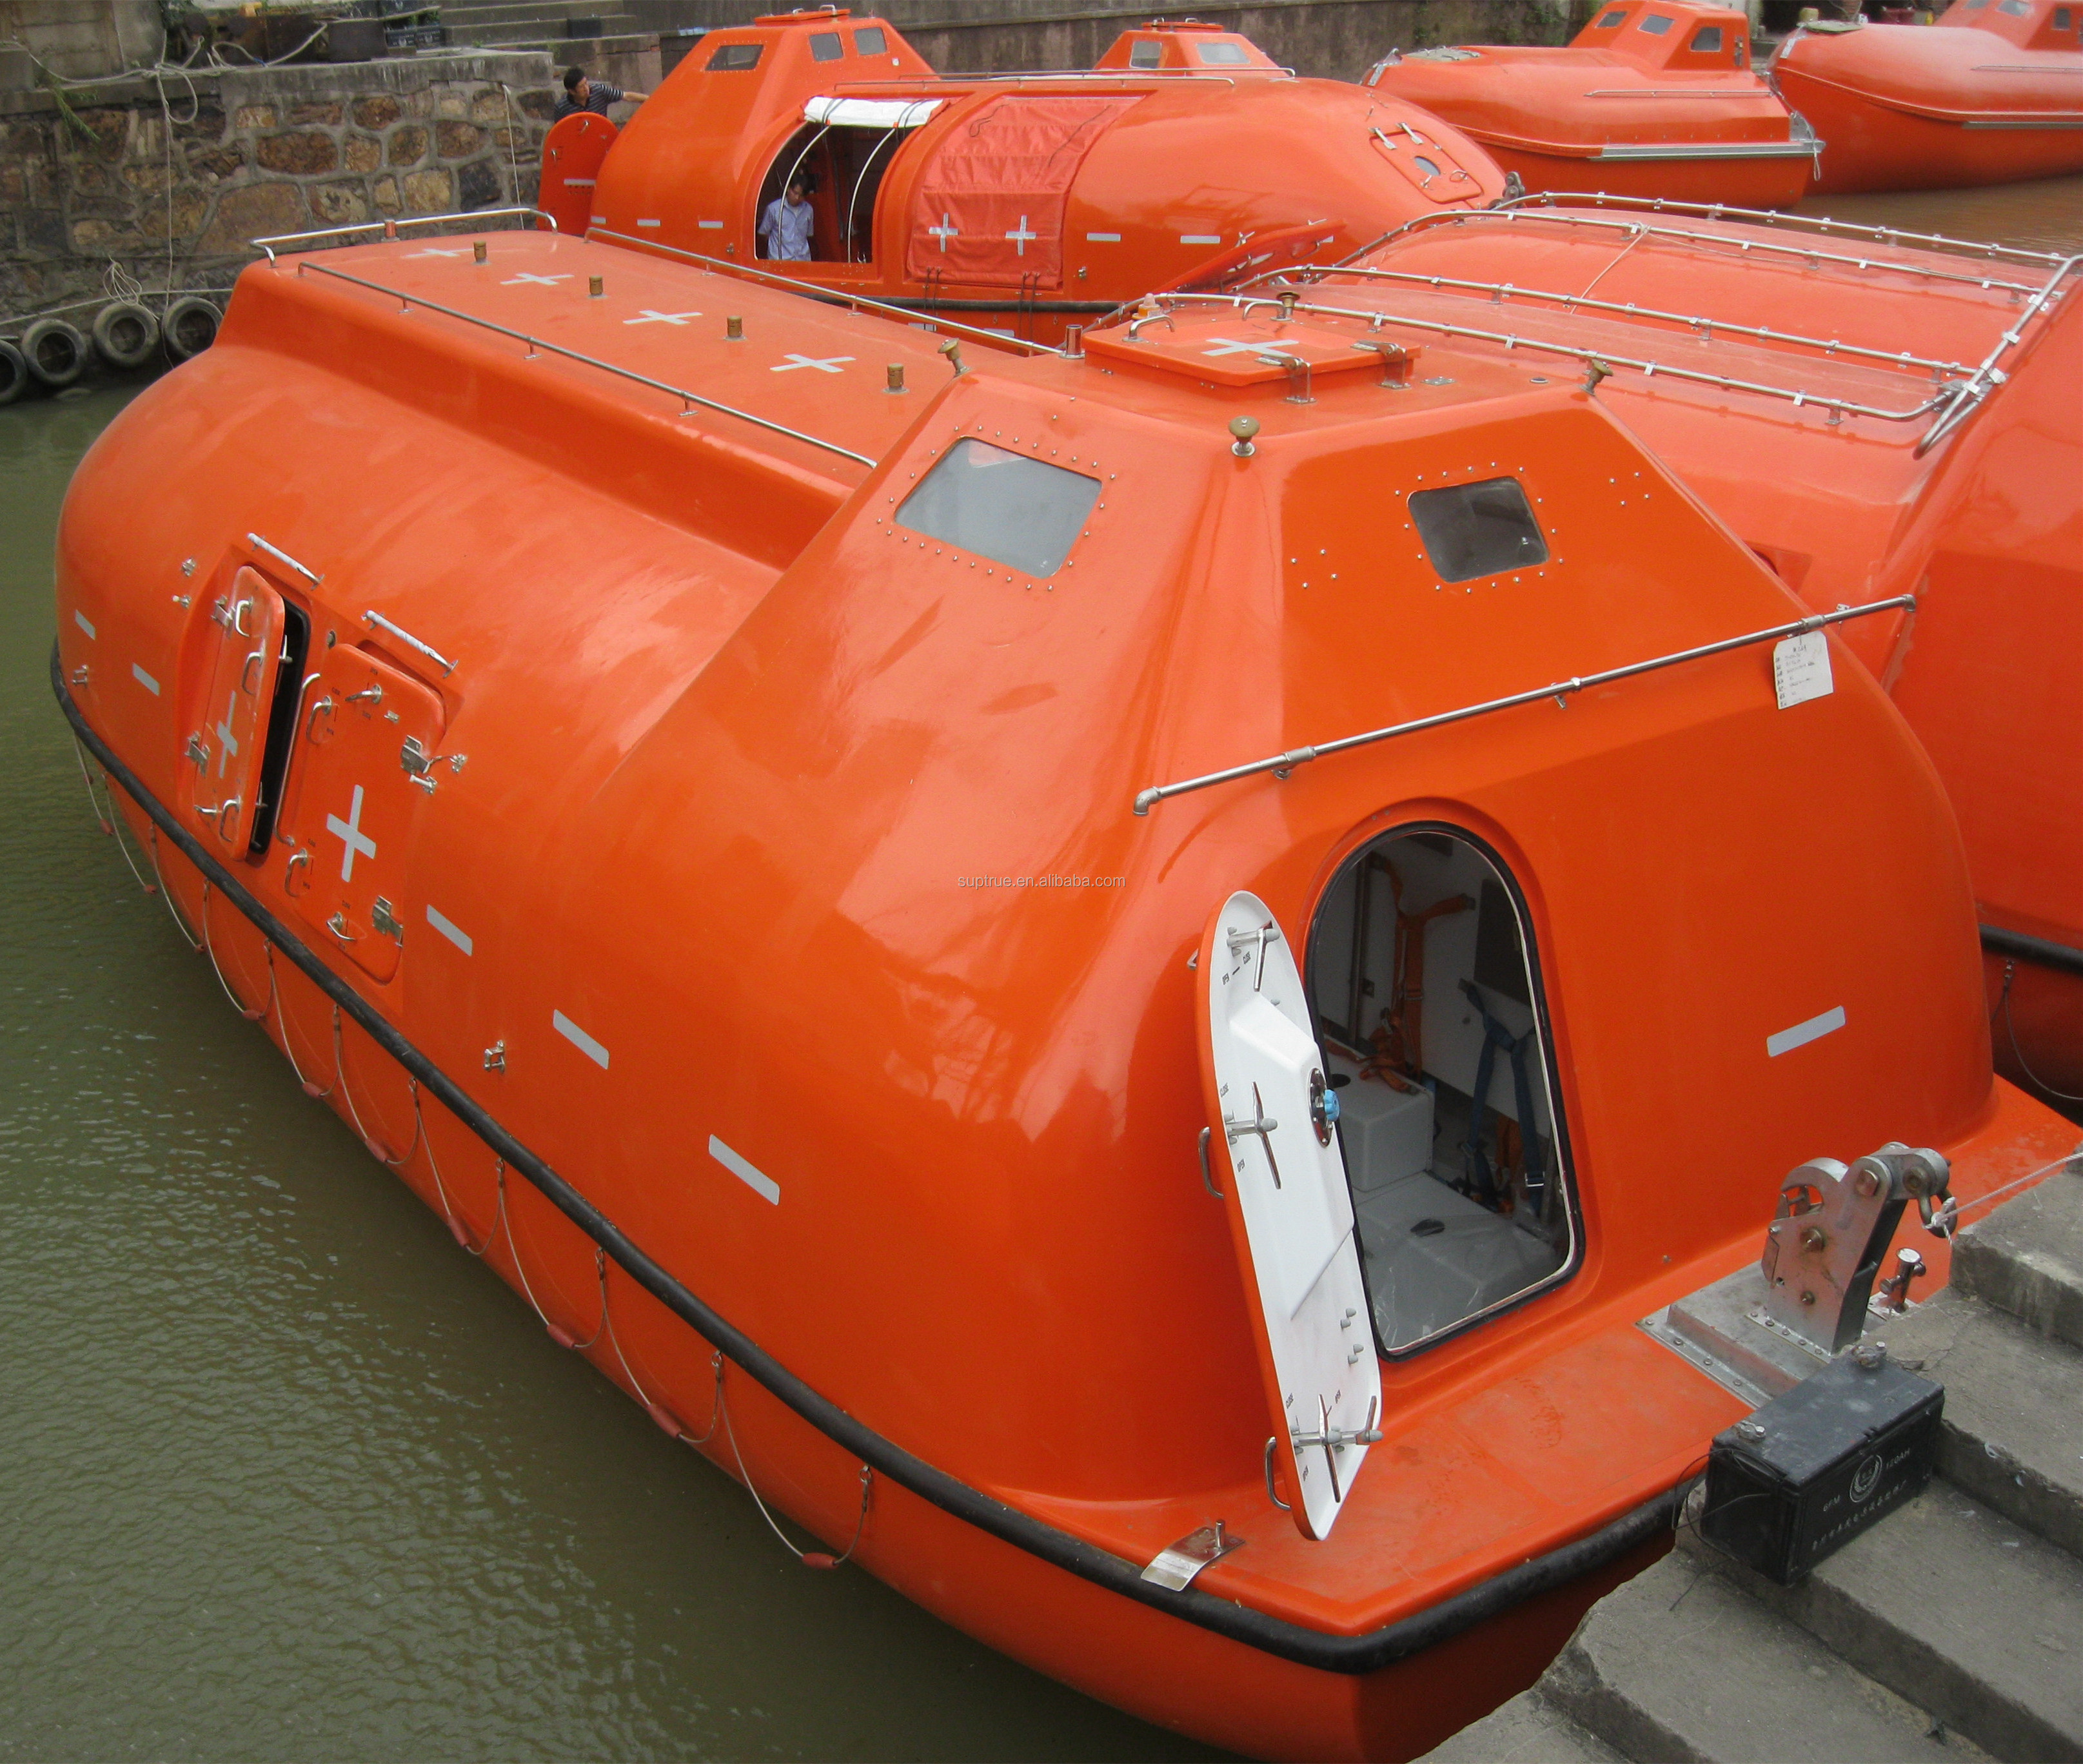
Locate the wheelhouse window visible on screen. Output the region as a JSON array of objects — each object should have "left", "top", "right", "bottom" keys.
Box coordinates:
[
  {"left": 810, "top": 30, "right": 844, "bottom": 59},
  {"left": 1689, "top": 25, "right": 1724, "bottom": 50},
  {"left": 707, "top": 41, "right": 762, "bottom": 69},
  {"left": 1129, "top": 39, "right": 1162, "bottom": 66},
  {"left": 854, "top": 25, "right": 887, "bottom": 52},
  {"left": 1197, "top": 39, "right": 1252, "bottom": 62},
  {"left": 1637, "top": 11, "right": 1675, "bottom": 31},
  {"left": 1595, "top": 7, "right": 1628, "bottom": 21},
  {"left": 1308, "top": 829, "right": 1576, "bottom": 1353},
  {"left": 894, "top": 440, "right": 1099, "bottom": 576}
]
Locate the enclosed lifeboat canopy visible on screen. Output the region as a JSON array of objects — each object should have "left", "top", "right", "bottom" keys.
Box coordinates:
[
  {"left": 1770, "top": 0, "right": 2083, "bottom": 192},
  {"left": 1365, "top": 0, "right": 1818, "bottom": 207},
  {"left": 1091, "top": 17, "right": 1283, "bottom": 72},
  {"left": 1317, "top": 195, "right": 2083, "bottom": 1100},
  {"left": 51, "top": 221, "right": 2079, "bottom": 1759},
  {"left": 562, "top": 8, "right": 1506, "bottom": 342}
]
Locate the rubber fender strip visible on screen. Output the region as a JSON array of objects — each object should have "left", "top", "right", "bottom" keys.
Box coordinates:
[
  {"left": 1980, "top": 923, "right": 2083, "bottom": 980},
  {"left": 50, "top": 641, "right": 1689, "bottom": 1674}
]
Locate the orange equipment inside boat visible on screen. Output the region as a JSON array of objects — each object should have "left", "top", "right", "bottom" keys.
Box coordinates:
[
  {"left": 1770, "top": 0, "right": 2083, "bottom": 192},
  {"left": 1304, "top": 195, "right": 2083, "bottom": 1107},
  {"left": 50, "top": 221, "right": 2077, "bottom": 1761},
  {"left": 540, "top": 8, "right": 1506, "bottom": 343},
  {"left": 1364, "top": 0, "right": 1819, "bottom": 208}
]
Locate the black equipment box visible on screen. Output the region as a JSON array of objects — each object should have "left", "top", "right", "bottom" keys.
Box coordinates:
[{"left": 1699, "top": 1351, "right": 1942, "bottom": 1585}]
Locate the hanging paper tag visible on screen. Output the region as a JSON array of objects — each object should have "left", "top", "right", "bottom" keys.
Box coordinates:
[{"left": 1773, "top": 630, "right": 1833, "bottom": 710}]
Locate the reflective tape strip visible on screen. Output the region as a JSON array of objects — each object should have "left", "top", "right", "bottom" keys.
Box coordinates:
[
  {"left": 552, "top": 1008, "right": 609, "bottom": 1068},
  {"left": 1766, "top": 1004, "right": 1846, "bottom": 1058},
  {"left": 131, "top": 663, "right": 160, "bottom": 695},
  {"left": 426, "top": 903, "right": 473, "bottom": 955},
  {"left": 1181, "top": 233, "right": 1223, "bottom": 246},
  {"left": 709, "top": 1135, "right": 780, "bottom": 1204},
  {"left": 698, "top": 219, "right": 725, "bottom": 229},
  {"left": 74, "top": 611, "right": 96, "bottom": 639},
  {"left": 637, "top": 218, "right": 662, "bottom": 228},
  {"left": 1086, "top": 231, "right": 1122, "bottom": 242}
]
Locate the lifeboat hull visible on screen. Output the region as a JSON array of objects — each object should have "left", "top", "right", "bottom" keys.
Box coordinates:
[
  {"left": 1365, "top": 2, "right": 1815, "bottom": 208},
  {"left": 1772, "top": 19, "right": 2083, "bottom": 193},
  {"left": 51, "top": 224, "right": 2082, "bottom": 1757}
]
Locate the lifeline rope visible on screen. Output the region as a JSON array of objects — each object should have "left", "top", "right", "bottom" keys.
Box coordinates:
[
  {"left": 1924, "top": 1146, "right": 2080, "bottom": 1240},
  {"left": 1992, "top": 959, "right": 2083, "bottom": 1104},
  {"left": 88, "top": 773, "right": 873, "bottom": 1574}
]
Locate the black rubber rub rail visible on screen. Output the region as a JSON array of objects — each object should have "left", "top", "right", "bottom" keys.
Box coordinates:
[
  {"left": 52, "top": 643, "right": 1688, "bottom": 1675},
  {"left": 1980, "top": 923, "right": 2083, "bottom": 979}
]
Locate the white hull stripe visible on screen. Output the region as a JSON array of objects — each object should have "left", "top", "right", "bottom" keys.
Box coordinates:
[
  {"left": 426, "top": 903, "right": 473, "bottom": 955},
  {"left": 709, "top": 1135, "right": 780, "bottom": 1204},
  {"left": 553, "top": 1008, "right": 610, "bottom": 1068},
  {"left": 698, "top": 219, "right": 725, "bottom": 229},
  {"left": 1086, "top": 231, "right": 1122, "bottom": 242},
  {"left": 1181, "top": 233, "right": 1223, "bottom": 246},
  {"left": 132, "top": 663, "right": 160, "bottom": 695},
  {"left": 637, "top": 218, "right": 662, "bottom": 228},
  {"left": 1766, "top": 1004, "right": 1846, "bottom": 1058},
  {"left": 74, "top": 610, "right": 97, "bottom": 639}
]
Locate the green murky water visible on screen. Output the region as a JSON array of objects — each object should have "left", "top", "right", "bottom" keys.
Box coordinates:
[{"left": 3, "top": 175, "right": 2076, "bottom": 1761}]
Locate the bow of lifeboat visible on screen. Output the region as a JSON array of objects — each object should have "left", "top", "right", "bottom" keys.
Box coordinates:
[
  {"left": 52, "top": 223, "right": 2080, "bottom": 1761},
  {"left": 582, "top": 9, "right": 1507, "bottom": 344},
  {"left": 1770, "top": 0, "right": 2083, "bottom": 193},
  {"left": 1366, "top": 0, "right": 1817, "bottom": 208},
  {"left": 1330, "top": 198, "right": 2083, "bottom": 1099}
]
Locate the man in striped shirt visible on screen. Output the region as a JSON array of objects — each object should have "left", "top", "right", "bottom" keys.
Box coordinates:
[{"left": 553, "top": 66, "right": 647, "bottom": 121}]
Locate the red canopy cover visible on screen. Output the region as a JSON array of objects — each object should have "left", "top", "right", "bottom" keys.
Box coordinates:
[{"left": 904, "top": 95, "right": 1139, "bottom": 289}]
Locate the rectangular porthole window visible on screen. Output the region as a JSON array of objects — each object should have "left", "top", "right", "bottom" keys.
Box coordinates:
[
  {"left": 894, "top": 440, "right": 1100, "bottom": 576},
  {"left": 1129, "top": 39, "right": 1162, "bottom": 65},
  {"left": 1638, "top": 11, "right": 1675, "bottom": 31},
  {"left": 1196, "top": 40, "right": 1251, "bottom": 61},
  {"left": 707, "top": 41, "right": 762, "bottom": 68},
  {"left": 2055, "top": 5, "right": 2072, "bottom": 24},
  {"left": 1307, "top": 829, "right": 1578, "bottom": 1355},
  {"left": 1597, "top": 8, "right": 1627, "bottom": 21},
  {"left": 1408, "top": 476, "right": 1548, "bottom": 583},
  {"left": 810, "top": 30, "right": 844, "bottom": 59},
  {"left": 1690, "top": 24, "right": 1724, "bottom": 49},
  {"left": 854, "top": 24, "right": 887, "bottom": 52}
]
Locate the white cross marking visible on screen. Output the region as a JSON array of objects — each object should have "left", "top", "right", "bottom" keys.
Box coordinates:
[
  {"left": 325, "top": 784, "right": 377, "bottom": 883},
  {"left": 1201, "top": 336, "right": 1279, "bottom": 357},
  {"left": 624, "top": 309, "right": 704, "bottom": 326},
  {"left": 406, "top": 246, "right": 469, "bottom": 259},
  {"left": 215, "top": 691, "right": 241, "bottom": 779},
  {"left": 928, "top": 212, "right": 959, "bottom": 251},
  {"left": 500, "top": 272, "right": 572, "bottom": 286},
  {"left": 1004, "top": 215, "right": 1038, "bottom": 255},
  {"left": 772, "top": 354, "right": 854, "bottom": 373}
]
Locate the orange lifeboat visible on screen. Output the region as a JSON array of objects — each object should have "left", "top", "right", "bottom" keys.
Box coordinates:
[
  {"left": 1771, "top": 0, "right": 2083, "bottom": 193},
  {"left": 1364, "top": 0, "right": 1819, "bottom": 208},
  {"left": 1310, "top": 195, "right": 2083, "bottom": 1102},
  {"left": 545, "top": 8, "right": 1508, "bottom": 344},
  {"left": 50, "top": 219, "right": 2078, "bottom": 1759}
]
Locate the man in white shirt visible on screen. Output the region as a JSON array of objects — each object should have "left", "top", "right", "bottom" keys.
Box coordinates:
[{"left": 759, "top": 175, "right": 816, "bottom": 262}]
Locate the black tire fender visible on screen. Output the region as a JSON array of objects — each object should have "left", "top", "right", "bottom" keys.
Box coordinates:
[
  {"left": 21, "top": 316, "right": 88, "bottom": 388},
  {"left": 0, "top": 337, "right": 27, "bottom": 407},
  {"left": 92, "top": 300, "right": 161, "bottom": 369},
  {"left": 162, "top": 295, "right": 221, "bottom": 362}
]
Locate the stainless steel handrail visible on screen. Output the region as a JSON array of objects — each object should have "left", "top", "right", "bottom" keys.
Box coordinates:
[
  {"left": 1341, "top": 202, "right": 2062, "bottom": 296},
  {"left": 586, "top": 228, "right": 1065, "bottom": 356},
  {"left": 290, "top": 260, "right": 880, "bottom": 468},
  {"left": 1312, "top": 266, "right": 1975, "bottom": 376},
  {"left": 253, "top": 208, "right": 557, "bottom": 265},
  {"left": 1111, "top": 289, "right": 1954, "bottom": 423},
  {"left": 1914, "top": 248, "right": 2080, "bottom": 456},
  {"left": 1132, "top": 598, "right": 1917, "bottom": 815}
]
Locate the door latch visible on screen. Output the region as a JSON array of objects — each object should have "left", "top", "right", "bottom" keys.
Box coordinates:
[{"left": 371, "top": 897, "right": 404, "bottom": 943}]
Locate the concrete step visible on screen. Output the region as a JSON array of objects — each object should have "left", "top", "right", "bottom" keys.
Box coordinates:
[
  {"left": 1884, "top": 1290, "right": 2083, "bottom": 1556},
  {"left": 1423, "top": 1689, "right": 1626, "bottom": 1763},
  {"left": 1688, "top": 1486, "right": 2083, "bottom": 1762},
  {"left": 1496, "top": 1553, "right": 1981, "bottom": 1763},
  {"left": 1952, "top": 1167, "right": 2083, "bottom": 1350}
]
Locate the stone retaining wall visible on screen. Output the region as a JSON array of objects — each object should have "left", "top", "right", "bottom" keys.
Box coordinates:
[{"left": 1, "top": 52, "right": 559, "bottom": 318}]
